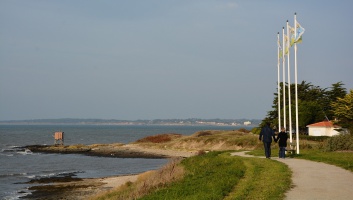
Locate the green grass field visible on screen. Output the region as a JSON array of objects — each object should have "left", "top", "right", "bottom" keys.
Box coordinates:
[
  {"left": 95, "top": 151, "right": 291, "bottom": 200},
  {"left": 94, "top": 131, "right": 353, "bottom": 200},
  {"left": 295, "top": 149, "right": 353, "bottom": 172}
]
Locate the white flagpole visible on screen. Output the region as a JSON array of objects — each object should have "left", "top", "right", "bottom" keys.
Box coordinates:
[
  {"left": 286, "top": 20, "right": 293, "bottom": 145},
  {"left": 294, "top": 13, "right": 300, "bottom": 154},
  {"left": 282, "top": 27, "right": 286, "bottom": 131},
  {"left": 277, "top": 32, "right": 281, "bottom": 132}
]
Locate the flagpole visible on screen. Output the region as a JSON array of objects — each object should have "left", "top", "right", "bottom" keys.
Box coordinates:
[
  {"left": 294, "top": 13, "right": 300, "bottom": 154},
  {"left": 277, "top": 32, "right": 281, "bottom": 132},
  {"left": 286, "top": 20, "right": 293, "bottom": 145},
  {"left": 282, "top": 27, "right": 286, "bottom": 131}
]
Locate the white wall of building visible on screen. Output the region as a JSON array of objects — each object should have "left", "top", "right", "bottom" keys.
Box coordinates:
[{"left": 308, "top": 127, "right": 341, "bottom": 137}]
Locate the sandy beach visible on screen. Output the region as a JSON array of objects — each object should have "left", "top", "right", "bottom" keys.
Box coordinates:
[{"left": 24, "top": 174, "right": 139, "bottom": 200}]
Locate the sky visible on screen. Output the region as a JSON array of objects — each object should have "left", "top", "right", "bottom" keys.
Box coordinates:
[{"left": 1, "top": 0, "right": 353, "bottom": 121}]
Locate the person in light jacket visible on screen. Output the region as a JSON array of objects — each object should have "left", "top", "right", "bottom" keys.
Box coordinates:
[{"left": 259, "top": 123, "right": 276, "bottom": 158}]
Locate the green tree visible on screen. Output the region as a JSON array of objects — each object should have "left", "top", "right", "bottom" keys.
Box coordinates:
[
  {"left": 325, "top": 82, "right": 347, "bottom": 119},
  {"left": 331, "top": 89, "right": 353, "bottom": 134},
  {"left": 264, "top": 81, "right": 347, "bottom": 134}
]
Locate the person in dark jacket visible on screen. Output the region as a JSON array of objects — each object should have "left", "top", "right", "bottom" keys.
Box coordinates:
[
  {"left": 259, "top": 123, "right": 276, "bottom": 158},
  {"left": 275, "top": 127, "right": 288, "bottom": 158}
]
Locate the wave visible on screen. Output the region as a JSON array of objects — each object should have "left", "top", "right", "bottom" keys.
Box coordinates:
[
  {"left": 0, "top": 169, "right": 84, "bottom": 181},
  {"left": 0, "top": 173, "right": 28, "bottom": 178},
  {"left": 2, "top": 188, "right": 31, "bottom": 200},
  {"left": 26, "top": 170, "right": 85, "bottom": 181},
  {"left": 0, "top": 147, "right": 35, "bottom": 156}
]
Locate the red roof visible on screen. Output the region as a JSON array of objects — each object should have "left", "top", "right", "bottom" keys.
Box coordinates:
[{"left": 306, "top": 121, "right": 340, "bottom": 128}]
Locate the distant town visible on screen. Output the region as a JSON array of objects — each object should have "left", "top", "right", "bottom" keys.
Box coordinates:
[{"left": 0, "top": 118, "right": 261, "bottom": 126}]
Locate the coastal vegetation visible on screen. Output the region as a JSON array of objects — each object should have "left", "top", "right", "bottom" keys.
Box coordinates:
[
  {"left": 295, "top": 149, "right": 353, "bottom": 172},
  {"left": 92, "top": 129, "right": 352, "bottom": 200},
  {"left": 93, "top": 151, "right": 291, "bottom": 200},
  {"left": 25, "top": 128, "right": 353, "bottom": 199},
  {"left": 133, "top": 129, "right": 261, "bottom": 152},
  {"left": 262, "top": 81, "right": 349, "bottom": 133}
]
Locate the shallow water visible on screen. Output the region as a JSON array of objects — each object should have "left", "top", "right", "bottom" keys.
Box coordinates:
[{"left": 0, "top": 124, "right": 247, "bottom": 199}]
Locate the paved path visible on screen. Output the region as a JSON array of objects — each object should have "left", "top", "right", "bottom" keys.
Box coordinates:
[{"left": 231, "top": 151, "right": 353, "bottom": 200}]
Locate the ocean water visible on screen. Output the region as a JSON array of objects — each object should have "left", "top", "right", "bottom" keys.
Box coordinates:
[{"left": 0, "top": 125, "right": 249, "bottom": 199}]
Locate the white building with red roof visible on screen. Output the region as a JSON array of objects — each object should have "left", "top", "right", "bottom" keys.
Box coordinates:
[{"left": 306, "top": 121, "right": 341, "bottom": 137}]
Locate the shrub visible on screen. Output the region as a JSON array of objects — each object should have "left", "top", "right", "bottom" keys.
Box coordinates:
[
  {"left": 251, "top": 127, "right": 261, "bottom": 135},
  {"left": 300, "top": 135, "right": 330, "bottom": 142},
  {"left": 325, "top": 134, "right": 353, "bottom": 151},
  {"left": 136, "top": 134, "right": 181, "bottom": 143},
  {"left": 237, "top": 128, "right": 250, "bottom": 133},
  {"left": 195, "top": 131, "right": 213, "bottom": 137}
]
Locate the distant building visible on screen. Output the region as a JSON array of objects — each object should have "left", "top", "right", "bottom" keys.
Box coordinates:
[
  {"left": 54, "top": 131, "right": 64, "bottom": 145},
  {"left": 244, "top": 121, "right": 251, "bottom": 126},
  {"left": 306, "top": 121, "right": 342, "bottom": 137}
]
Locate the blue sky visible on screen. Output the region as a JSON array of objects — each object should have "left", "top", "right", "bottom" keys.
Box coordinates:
[{"left": 1, "top": 1, "right": 353, "bottom": 120}]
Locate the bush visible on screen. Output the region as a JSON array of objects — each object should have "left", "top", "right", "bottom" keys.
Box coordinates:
[
  {"left": 136, "top": 134, "right": 182, "bottom": 143},
  {"left": 251, "top": 127, "right": 261, "bottom": 135},
  {"left": 300, "top": 135, "right": 330, "bottom": 142},
  {"left": 237, "top": 128, "right": 250, "bottom": 133},
  {"left": 325, "top": 134, "right": 353, "bottom": 151},
  {"left": 195, "top": 131, "right": 213, "bottom": 137}
]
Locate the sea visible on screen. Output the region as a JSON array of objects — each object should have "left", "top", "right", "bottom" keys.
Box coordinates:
[{"left": 0, "top": 124, "right": 251, "bottom": 200}]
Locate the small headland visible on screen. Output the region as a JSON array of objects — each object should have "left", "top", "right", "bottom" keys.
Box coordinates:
[
  {"left": 25, "top": 130, "right": 258, "bottom": 159},
  {"left": 25, "top": 143, "right": 171, "bottom": 158}
]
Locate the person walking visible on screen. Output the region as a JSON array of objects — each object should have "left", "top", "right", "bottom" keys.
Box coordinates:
[
  {"left": 275, "top": 127, "right": 288, "bottom": 158},
  {"left": 259, "top": 123, "right": 276, "bottom": 158}
]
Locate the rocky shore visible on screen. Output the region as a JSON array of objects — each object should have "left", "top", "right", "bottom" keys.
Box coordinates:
[
  {"left": 25, "top": 142, "right": 196, "bottom": 159},
  {"left": 25, "top": 144, "right": 170, "bottom": 158},
  {"left": 21, "top": 173, "right": 139, "bottom": 200},
  {"left": 21, "top": 143, "right": 195, "bottom": 199}
]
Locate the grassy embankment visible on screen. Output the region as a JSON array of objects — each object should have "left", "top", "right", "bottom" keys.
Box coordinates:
[
  {"left": 93, "top": 130, "right": 353, "bottom": 199},
  {"left": 93, "top": 130, "right": 291, "bottom": 200},
  {"left": 94, "top": 151, "right": 291, "bottom": 200}
]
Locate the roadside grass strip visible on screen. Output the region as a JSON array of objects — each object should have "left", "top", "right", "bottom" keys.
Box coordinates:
[
  {"left": 140, "top": 151, "right": 245, "bottom": 200},
  {"left": 295, "top": 149, "right": 353, "bottom": 172},
  {"left": 225, "top": 157, "right": 291, "bottom": 200},
  {"left": 140, "top": 151, "right": 291, "bottom": 200},
  {"left": 93, "top": 151, "right": 291, "bottom": 200}
]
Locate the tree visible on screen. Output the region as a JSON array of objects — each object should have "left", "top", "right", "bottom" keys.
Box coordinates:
[
  {"left": 264, "top": 81, "right": 348, "bottom": 134},
  {"left": 331, "top": 89, "right": 353, "bottom": 134},
  {"left": 324, "top": 82, "right": 347, "bottom": 119}
]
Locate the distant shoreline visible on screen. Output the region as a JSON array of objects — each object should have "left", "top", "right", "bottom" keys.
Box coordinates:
[
  {"left": 0, "top": 123, "right": 257, "bottom": 127},
  {"left": 0, "top": 118, "right": 260, "bottom": 127}
]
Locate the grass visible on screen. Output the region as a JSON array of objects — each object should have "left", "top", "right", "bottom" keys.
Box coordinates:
[
  {"left": 94, "top": 151, "right": 291, "bottom": 200},
  {"left": 140, "top": 151, "right": 245, "bottom": 200},
  {"left": 93, "top": 131, "right": 352, "bottom": 200},
  {"left": 141, "top": 151, "right": 291, "bottom": 200},
  {"left": 93, "top": 157, "right": 185, "bottom": 200},
  {"left": 295, "top": 149, "right": 353, "bottom": 172},
  {"left": 248, "top": 147, "right": 353, "bottom": 172},
  {"left": 225, "top": 156, "right": 291, "bottom": 200}
]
